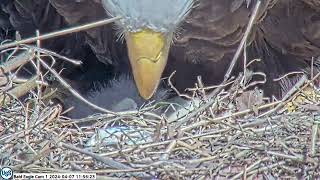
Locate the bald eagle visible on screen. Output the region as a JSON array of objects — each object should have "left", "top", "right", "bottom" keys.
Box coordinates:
[{"left": 1, "top": 0, "right": 320, "bottom": 101}]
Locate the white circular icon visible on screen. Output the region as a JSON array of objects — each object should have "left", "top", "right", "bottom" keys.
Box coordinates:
[{"left": 0, "top": 167, "right": 13, "bottom": 180}]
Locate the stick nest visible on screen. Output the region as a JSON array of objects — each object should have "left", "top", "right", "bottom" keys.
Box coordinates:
[{"left": 0, "top": 44, "right": 320, "bottom": 180}]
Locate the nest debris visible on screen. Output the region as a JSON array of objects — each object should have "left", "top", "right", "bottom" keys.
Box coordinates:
[{"left": 0, "top": 44, "right": 319, "bottom": 179}]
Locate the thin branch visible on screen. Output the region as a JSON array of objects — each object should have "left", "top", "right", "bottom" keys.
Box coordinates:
[
  {"left": 0, "top": 16, "right": 121, "bottom": 50},
  {"left": 224, "top": 0, "right": 262, "bottom": 81}
]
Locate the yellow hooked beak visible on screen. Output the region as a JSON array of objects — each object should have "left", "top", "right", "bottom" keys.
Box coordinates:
[{"left": 125, "top": 29, "right": 172, "bottom": 99}]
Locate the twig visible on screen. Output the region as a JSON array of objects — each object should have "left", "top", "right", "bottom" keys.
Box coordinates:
[
  {"left": 0, "top": 49, "right": 35, "bottom": 75},
  {"left": 26, "top": 46, "right": 82, "bottom": 65},
  {"left": 259, "top": 73, "right": 318, "bottom": 117},
  {"left": 273, "top": 71, "right": 305, "bottom": 82},
  {"left": 231, "top": 158, "right": 268, "bottom": 180},
  {"left": 0, "top": 17, "right": 122, "bottom": 50},
  {"left": 38, "top": 58, "right": 117, "bottom": 115},
  {"left": 12, "top": 77, "right": 48, "bottom": 86},
  {"left": 181, "top": 101, "right": 280, "bottom": 132},
  {"left": 311, "top": 123, "right": 318, "bottom": 156},
  {"left": 223, "top": 0, "right": 262, "bottom": 81},
  {"left": 0, "top": 77, "right": 38, "bottom": 105},
  {"left": 186, "top": 80, "right": 235, "bottom": 92},
  {"left": 246, "top": 161, "right": 286, "bottom": 176},
  {"left": 160, "top": 140, "right": 177, "bottom": 160},
  {"left": 167, "top": 71, "right": 192, "bottom": 99},
  {"left": 59, "top": 142, "right": 132, "bottom": 170}
]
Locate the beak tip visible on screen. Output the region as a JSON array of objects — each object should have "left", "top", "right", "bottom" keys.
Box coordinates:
[
  {"left": 138, "top": 88, "right": 156, "bottom": 100},
  {"left": 141, "top": 94, "right": 152, "bottom": 100}
]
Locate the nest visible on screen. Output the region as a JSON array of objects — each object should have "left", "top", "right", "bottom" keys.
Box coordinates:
[{"left": 1, "top": 5, "right": 320, "bottom": 179}]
